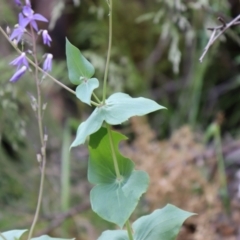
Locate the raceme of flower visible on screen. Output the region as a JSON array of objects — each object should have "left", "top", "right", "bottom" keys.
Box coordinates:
[
  {"left": 42, "top": 30, "right": 52, "bottom": 46},
  {"left": 22, "top": 6, "right": 48, "bottom": 31},
  {"left": 43, "top": 54, "right": 53, "bottom": 72},
  {"left": 10, "top": 13, "right": 26, "bottom": 43},
  {"left": 9, "top": 65, "right": 27, "bottom": 82},
  {"left": 9, "top": 52, "right": 29, "bottom": 69}
]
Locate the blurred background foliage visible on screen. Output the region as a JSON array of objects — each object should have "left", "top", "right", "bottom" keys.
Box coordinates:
[{"left": 1, "top": 0, "right": 240, "bottom": 239}]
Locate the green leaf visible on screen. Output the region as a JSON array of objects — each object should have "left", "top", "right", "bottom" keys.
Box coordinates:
[
  {"left": 97, "top": 230, "right": 128, "bottom": 240},
  {"left": 88, "top": 128, "right": 149, "bottom": 228},
  {"left": 76, "top": 78, "right": 99, "bottom": 105},
  {"left": 70, "top": 108, "right": 104, "bottom": 148},
  {"left": 103, "top": 93, "right": 165, "bottom": 125},
  {"left": 66, "top": 38, "right": 95, "bottom": 85},
  {"left": 31, "top": 236, "right": 74, "bottom": 240},
  {"left": 71, "top": 92, "right": 165, "bottom": 147},
  {"left": 2, "top": 229, "right": 27, "bottom": 240},
  {"left": 132, "top": 204, "right": 196, "bottom": 240}
]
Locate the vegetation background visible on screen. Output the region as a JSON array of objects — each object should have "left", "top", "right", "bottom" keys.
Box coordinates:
[{"left": 1, "top": 0, "right": 240, "bottom": 239}]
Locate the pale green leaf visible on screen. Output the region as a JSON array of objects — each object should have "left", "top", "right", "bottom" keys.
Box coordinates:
[
  {"left": 103, "top": 93, "right": 165, "bottom": 125},
  {"left": 70, "top": 108, "right": 104, "bottom": 148},
  {"left": 31, "top": 236, "right": 74, "bottom": 240},
  {"left": 71, "top": 92, "right": 165, "bottom": 147},
  {"left": 133, "top": 204, "right": 196, "bottom": 240},
  {"left": 66, "top": 38, "right": 95, "bottom": 85},
  {"left": 97, "top": 230, "right": 128, "bottom": 240},
  {"left": 76, "top": 78, "right": 99, "bottom": 105},
  {"left": 2, "top": 229, "right": 27, "bottom": 240}
]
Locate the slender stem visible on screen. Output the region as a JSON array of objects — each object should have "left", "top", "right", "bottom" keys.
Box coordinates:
[
  {"left": 0, "top": 232, "right": 7, "bottom": 240},
  {"left": 0, "top": 26, "right": 75, "bottom": 95},
  {"left": 126, "top": 220, "right": 134, "bottom": 240},
  {"left": 27, "top": 26, "right": 47, "bottom": 240},
  {"left": 102, "top": 0, "right": 113, "bottom": 103},
  {"left": 30, "top": 26, "right": 44, "bottom": 146},
  {"left": 28, "top": 158, "right": 46, "bottom": 240},
  {"left": 61, "top": 122, "right": 71, "bottom": 212},
  {"left": 107, "top": 124, "right": 121, "bottom": 179},
  {"left": 214, "top": 124, "right": 230, "bottom": 214},
  {"left": 91, "top": 100, "right": 100, "bottom": 107},
  {"left": 92, "top": 92, "right": 101, "bottom": 103}
]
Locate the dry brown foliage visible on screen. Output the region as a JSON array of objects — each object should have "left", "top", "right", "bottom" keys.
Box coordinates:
[{"left": 122, "top": 117, "right": 240, "bottom": 240}]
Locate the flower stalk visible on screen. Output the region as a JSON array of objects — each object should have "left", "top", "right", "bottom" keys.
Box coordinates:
[{"left": 27, "top": 25, "right": 46, "bottom": 240}]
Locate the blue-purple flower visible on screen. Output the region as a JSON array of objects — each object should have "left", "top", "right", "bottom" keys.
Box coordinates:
[
  {"left": 43, "top": 54, "right": 53, "bottom": 72},
  {"left": 42, "top": 30, "right": 52, "bottom": 46},
  {"left": 9, "top": 52, "right": 29, "bottom": 69},
  {"left": 14, "top": 0, "right": 22, "bottom": 6},
  {"left": 10, "top": 66, "right": 27, "bottom": 82},
  {"left": 25, "top": 0, "right": 31, "bottom": 6},
  {"left": 22, "top": 6, "right": 48, "bottom": 31},
  {"left": 10, "top": 13, "right": 27, "bottom": 43}
]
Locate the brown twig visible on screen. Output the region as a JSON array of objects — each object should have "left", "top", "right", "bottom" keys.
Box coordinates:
[{"left": 200, "top": 14, "right": 240, "bottom": 62}]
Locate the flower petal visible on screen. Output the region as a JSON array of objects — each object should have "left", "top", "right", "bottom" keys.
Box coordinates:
[
  {"left": 10, "top": 66, "right": 27, "bottom": 82},
  {"left": 33, "top": 13, "right": 48, "bottom": 22}
]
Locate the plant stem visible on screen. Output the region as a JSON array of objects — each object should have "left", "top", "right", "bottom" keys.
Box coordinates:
[
  {"left": 0, "top": 26, "right": 75, "bottom": 96},
  {"left": 92, "top": 92, "right": 101, "bottom": 103},
  {"left": 107, "top": 124, "right": 121, "bottom": 180},
  {"left": 126, "top": 220, "right": 134, "bottom": 240},
  {"left": 27, "top": 26, "right": 47, "bottom": 240},
  {"left": 214, "top": 124, "right": 230, "bottom": 213},
  {"left": 102, "top": 0, "right": 113, "bottom": 103},
  {"left": 61, "top": 122, "right": 71, "bottom": 212},
  {"left": 91, "top": 100, "right": 100, "bottom": 107}
]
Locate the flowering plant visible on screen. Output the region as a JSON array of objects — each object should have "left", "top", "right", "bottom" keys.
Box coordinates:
[{"left": 0, "top": 1, "right": 195, "bottom": 240}]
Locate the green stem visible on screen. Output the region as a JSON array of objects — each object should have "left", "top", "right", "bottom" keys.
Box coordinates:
[
  {"left": 102, "top": 0, "right": 113, "bottom": 103},
  {"left": 28, "top": 159, "right": 46, "bottom": 240},
  {"left": 214, "top": 124, "right": 230, "bottom": 213},
  {"left": 107, "top": 124, "right": 121, "bottom": 180},
  {"left": 0, "top": 26, "right": 75, "bottom": 96},
  {"left": 27, "top": 26, "right": 47, "bottom": 240},
  {"left": 61, "top": 122, "right": 71, "bottom": 211},
  {"left": 0, "top": 232, "right": 7, "bottom": 240},
  {"left": 92, "top": 92, "right": 101, "bottom": 103},
  {"left": 91, "top": 100, "right": 100, "bottom": 107},
  {"left": 126, "top": 220, "right": 134, "bottom": 240}
]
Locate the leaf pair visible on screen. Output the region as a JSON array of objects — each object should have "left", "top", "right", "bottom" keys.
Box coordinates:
[
  {"left": 98, "top": 204, "right": 196, "bottom": 240},
  {"left": 66, "top": 38, "right": 99, "bottom": 105},
  {"left": 71, "top": 93, "right": 165, "bottom": 147}
]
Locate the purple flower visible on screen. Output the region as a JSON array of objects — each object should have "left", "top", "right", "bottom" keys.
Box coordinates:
[
  {"left": 25, "top": 0, "right": 31, "bottom": 6},
  {"left": 9, "top": 52, "right": 29, "bottom": 69},
  {"left": 43, "top": 54, "right": 53, "bottom": 72},
  {"left": 10, "top": 13, "right": 27, "bottom": 43},
  {"left": 14, "top": 0, "right": 22, "bottom": 6},
  {"left": 22, "top": 6, "right": 48, "bottom": 31},
  {"left": 10, "top": 66, "right": 27, "bottom": 82},
  {"left": 42, "top": 30, "right": 52, "bottom": 46}
]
